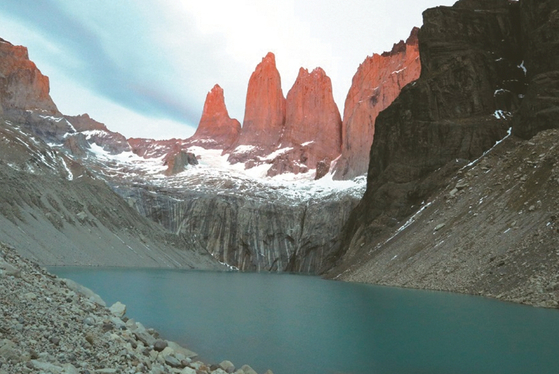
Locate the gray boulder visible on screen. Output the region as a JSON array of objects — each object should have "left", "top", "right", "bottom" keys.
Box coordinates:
[{"left": 109, "top": 301, "right": 126, "bottom": 317}]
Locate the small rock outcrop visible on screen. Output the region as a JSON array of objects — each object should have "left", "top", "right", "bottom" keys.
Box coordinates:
[
  {"left": 333, "top": 27, "right": 421, "bottom": 180},
  {"left": 189, "top": 84, "right": 241, "bottom": 149},
  {"left": 164, "top": 149, "right": 198, "bottom": 175},
  {"left": 65, "top": 113, "right": 131, "bottom": 155},
  {"left": 0, "top": 37, "right": 58, "bottom": 115},
  {"left": 227, "top": 52, "right": 286, "bottom": 161}
]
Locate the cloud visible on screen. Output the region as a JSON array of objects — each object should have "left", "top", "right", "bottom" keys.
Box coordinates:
[
  {"left": 0, "top": 0, "right": 458, "bottom": 140},
  {"left": 0, "top": 0, "right": 210, "bottom": 128}
]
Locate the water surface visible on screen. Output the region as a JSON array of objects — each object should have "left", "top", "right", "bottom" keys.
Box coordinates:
[{"left": 50, "top": 268, "right": 559, "bottom": 374}]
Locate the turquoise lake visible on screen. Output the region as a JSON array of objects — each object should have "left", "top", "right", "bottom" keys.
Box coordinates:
[{"left": 49, "top": 268, "right": 559, "bottom": 374}]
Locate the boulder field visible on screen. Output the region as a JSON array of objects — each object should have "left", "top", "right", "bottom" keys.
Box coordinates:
[{"left": 0, "top": 243, "right": 272, "bottom": 374}]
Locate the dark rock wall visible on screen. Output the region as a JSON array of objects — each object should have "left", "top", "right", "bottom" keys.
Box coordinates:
[
  {"left": 338, "top": 0, "right": 529, "bottom": 262},
  {"left": 120, "top": 187, "right": 360, "bottom": 273},
  {"left": 513, "top": 0, "right": 559, "bottom": 139}
]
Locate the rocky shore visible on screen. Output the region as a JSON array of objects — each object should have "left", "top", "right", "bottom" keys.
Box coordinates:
[{"left": 0, "top": 243, "right": 271, "bottom": 374}]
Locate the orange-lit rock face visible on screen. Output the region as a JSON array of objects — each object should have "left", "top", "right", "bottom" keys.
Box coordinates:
[
  {"left": 0, "top": 38, "right": 58, "bottom": 114},
  {"left": 283, "top": 67, "right": 342, "bottom": 162},
  {"left": 265, "top": 67, "right": 342, "bottom": 178},
  {"left": 190, "top": 84, "right": 240, "bottom": 149},
  {"left": 229, "top": 52, "right": 286, "bottom": 158},
  {"left": 333, "top": 28, "right": 421, "bottom": 180}
]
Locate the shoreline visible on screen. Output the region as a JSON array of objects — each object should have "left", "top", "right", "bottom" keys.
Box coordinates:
[
  {"left": 47, "top": 258, "right": 558, "bottom": 310},
  {"left": 0, "top": 242, "right": 271, "bottom": 374}
]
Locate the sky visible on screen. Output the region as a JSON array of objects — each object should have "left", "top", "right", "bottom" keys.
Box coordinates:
[{"left": 0, "top": 0, "right": 457, "bottom": 140}]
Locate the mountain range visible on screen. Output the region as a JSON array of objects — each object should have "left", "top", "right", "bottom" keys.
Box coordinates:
[{"left": 1, "top": 0, "right": 558, "bottom": 308}]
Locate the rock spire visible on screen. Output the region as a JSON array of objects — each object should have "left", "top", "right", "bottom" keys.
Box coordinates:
[
  {"left": 227, "top": 52, "right": 286, "bottom": 161},
  {"left": 190, "top": 84, "right": 240, "bottom": 149}
]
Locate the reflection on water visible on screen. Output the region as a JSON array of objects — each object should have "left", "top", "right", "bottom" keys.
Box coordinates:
[{"left": 50, "top": 268, "right": 559, "bottom": 374}]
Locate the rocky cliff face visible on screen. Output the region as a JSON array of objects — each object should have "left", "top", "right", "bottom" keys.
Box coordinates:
[
  {"left": 224, "top": 53, "right": 345, "bottom": 179},
  {"left": 189, "top": 84, "right": 241, "bottom": 149},
  {"left": 513, "top": 0, "right": 559, "bottom": 139},
  {"left": 267, "top": 67, "right": 342, "bottom": 178},
  {"left": 0, "top": 38, "right": 58, "bottom": 115},
  {"left": 227, "top": 52, "right": 286, "bottom": 163},
  {"left": 338, "top": 0, "right": 525, "bottom": 262},
  {"left": 0, "top": 38, "right": 73, "bottom": 142},
  {"left": 330, "top": 0, "right": 559, "bottom": 307},
  {"left": 118, "top": 185, "right": 361, "bottom": 273},
  {"left": 332, "top": 28, "right": 421, "bottom": 180}
]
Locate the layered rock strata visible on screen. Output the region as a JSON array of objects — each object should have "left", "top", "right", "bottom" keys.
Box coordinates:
[
  {"left": 333, "top": 28, "right": 421, "bottom": 180},
  {"left": 121, "top": 186, "right": 362, "bottom": 273}
]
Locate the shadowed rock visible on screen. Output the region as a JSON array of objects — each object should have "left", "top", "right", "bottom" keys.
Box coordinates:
[{"left": 333, "top": 27, "right": 421, "bottom": 180}]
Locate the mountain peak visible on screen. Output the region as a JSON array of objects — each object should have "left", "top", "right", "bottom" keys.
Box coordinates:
[
  {"left": 190, "top": 84, "right": 240, "bottom": 149},
  {"left": 265, "top": 65, "right": 341, "bottom": 178},
  {"left": 227, "top": 52, "right": 286, "bottom": 159},
  {"left": 0, "top": 38, "right": 58, "bottom": 115}
]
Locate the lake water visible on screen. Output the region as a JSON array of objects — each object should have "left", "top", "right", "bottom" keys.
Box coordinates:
[{"left": 49, "top": 268, "right": 559, "bottom": 374}]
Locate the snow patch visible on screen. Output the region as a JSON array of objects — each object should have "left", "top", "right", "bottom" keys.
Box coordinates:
[
  {"left": 261, "top": 147, "right": 293, "bottom": 161},
  {"left": 38, "top": 115, "right": 64, "bottom": 123},
  {"left": 232, "top": 145, "right": 256, "bottom": 154},
  {"left": 88, "top": 143, "right": 167, "bottom": 176},
  {"left": 493, "top": 110, "right": 512, "bottom": 120},
  {"left": 462, "top": 127, "right": 512, "bottom": 170},
  {"left": 81, "top": 130, "right": 110, "bottom": 139},
  {"left": 494, "top": 89, "right": 509, "bottom": 96},
  {"left": 518, "top": 61, "right": 527, "bottom": 75},
  {"left": 382, "top": 201, "right": 434, "bottom": 246},
  {"left": 61, "top": 158, "right": 74, "bottom": 181}
]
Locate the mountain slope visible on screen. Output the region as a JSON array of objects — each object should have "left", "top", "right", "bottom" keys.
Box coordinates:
[
  {"left": 0, "top": 38, "right": 224, "bottom": 269},
  {"left": 0, "top": 119, "right": 223, "bottom": 268},
  {"left": 328, "top": 0, "right": 559, "bottom": 308},
  {"left": 330, "top": 128, "right": 559, "bottom": 308}
]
